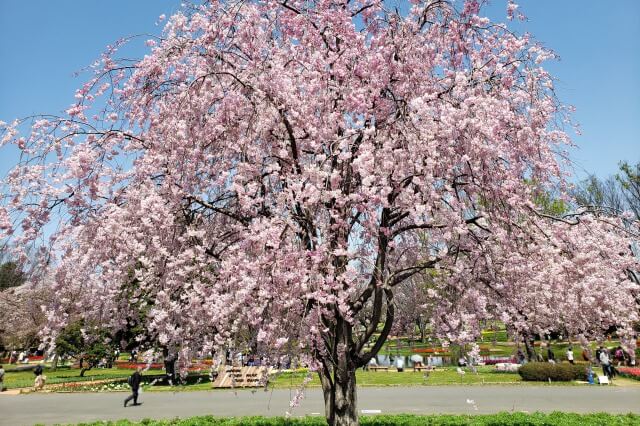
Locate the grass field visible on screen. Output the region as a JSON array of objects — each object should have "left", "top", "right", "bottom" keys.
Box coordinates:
[
  {"left": 6, "top": 364, "right": 639, "bottom": 392},
  {"left": 149, "top": 366, "right": 635, "bottom": 392},
  {"left": 2, "top": 366, "right": 164, "bottom": 390},
  {"left": 47, "top": 413, "right": 640, "bottom": 426}
]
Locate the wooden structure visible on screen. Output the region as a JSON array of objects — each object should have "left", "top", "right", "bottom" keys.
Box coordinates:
[
  {"left": 212, "top": 366, "right": 270, "bottom": 388},
  {"left": 368, "top": 366, "right": 390, "bottom": 372},
  {"left": 413, "top": 365, "right": 435, "bottom": 372}
]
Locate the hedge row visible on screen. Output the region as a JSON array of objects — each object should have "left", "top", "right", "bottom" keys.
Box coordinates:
[
  {"left": 518, "top": 362, "right": 587, "bottom": 382},
  {"left": 56, "top": 413, "right": 640, "bottom": 426}
]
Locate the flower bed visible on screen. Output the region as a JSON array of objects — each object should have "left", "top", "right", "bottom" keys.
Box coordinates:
[
  {"left": 114, "top": 360, "right": 210, "bottom": 371},
  {"left": 115, "top": 361, "right": 163, "bottom": 370},
  {"left": 618, "top": 367, "right": 640, "bottom": 381},
  {"left": 482, "top": 358, "right": 516, "bottom": 365},
  {"left": 411, "top": 348, "right": 451, "bottom": 355}
]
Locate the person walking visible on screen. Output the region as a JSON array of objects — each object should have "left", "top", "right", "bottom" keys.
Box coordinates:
[
  {"left": 33, "top": 363, "right": 46, "bottom": 390},
  {"left": 0, "top": 364, "right": 5, "bottom": 392},
  {"left": 599, "top": 347, "right": 612, "bottom": 380},
  {"left": 566, "top": 346, "right": 574, "bottom": 365},
  {"left": 546, "top": 346, "right": 556, "bottom": 364},
  {"left": 614, "top": 346, "right": 625, "bottom": 367},
  {"left": 124, "top": 367, "right": 143, "bottom": 407}
]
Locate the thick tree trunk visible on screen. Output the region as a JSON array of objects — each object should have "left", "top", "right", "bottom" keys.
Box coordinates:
[
  {"left": 320, "top": 367, "right": 358, "bottom": 426},
  {"left": 318, "top": 315, "right": 361, "bottom": 426}
]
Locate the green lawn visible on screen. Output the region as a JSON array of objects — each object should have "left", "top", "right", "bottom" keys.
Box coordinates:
[
  {"left": 152, "top": 366, "right": 596, "bottom": 392},
  {"left": 49, "top": 413, "right": 640, "bottom": 426},
  {"left": 138, "top": 367, "right": 525, "bottom": 393},
  {"left": 268, "top": 367, "right": 523, "bottom": 388},
  {"left": 2, "top": 366, "right": 164, "bottom": 390},
  {"left": 8, "top": 364, "right": 638, "bottom": 392}
]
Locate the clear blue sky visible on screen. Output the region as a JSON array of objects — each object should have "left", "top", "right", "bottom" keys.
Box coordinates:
[{"left": 1, "top": 0, "right": 638, "bottom": 179}]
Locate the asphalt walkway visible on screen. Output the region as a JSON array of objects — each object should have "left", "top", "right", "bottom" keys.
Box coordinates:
[{"left": 2, "top": 385, "right": 640, "bottom": 425}]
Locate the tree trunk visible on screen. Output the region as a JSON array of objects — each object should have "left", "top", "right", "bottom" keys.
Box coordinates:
[
  {"left": 51, "top": 353, "right": 59, "bottom": 371},
  {"left": 524, "top": 334, "right": 535, "bottom": 362},
  {"left": 318, "top": 315, "right": 360, "bottom": 426},
  {"left": 80, "top": 360, "right": 93, "bottom": 377},
  {"left": 419, "top": 322, "right": 426, "bottom": 344},
  {"left": 320, "top": 366, "right": 358, "bottom": 426}
]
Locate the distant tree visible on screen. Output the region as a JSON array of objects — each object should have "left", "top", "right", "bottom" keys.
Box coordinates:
[
  {"left": 0, "top": 261, "right": 25, "bottom": 290},
  {"left": 617, "top": 161, "right": 640, "bottom": 220},
  {"left": 573, "top": 175, "right": 625, "bottom": 215},
  {"left": 393, "top": 273, "right": 434, "bottom": 344},
  {"left": 0, "top": 279, "right": 49, "bottom": 352},
  {"left": 55, "top": 320, "right": 113, "bottom": 376},
  {"left": 573, "top": 160, "right": 640, "bottom": 220}
]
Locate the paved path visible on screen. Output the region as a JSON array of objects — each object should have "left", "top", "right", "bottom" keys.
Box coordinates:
[{"left": 2, "top": 385, "right": 640, "bottom": 425}]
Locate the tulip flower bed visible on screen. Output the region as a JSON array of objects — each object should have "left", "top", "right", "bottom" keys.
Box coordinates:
[
  {"left": 410, "top": 347, "right": 451, "bottom": 355},
  {"left": 115, "top": 360, "right": 164, "bottom": 370},
  {"left": 2, "top": 367, "right": 164, "bottom": 390},
  {"left": 618, "top": 367, "right": 640, "bottom": 381}
]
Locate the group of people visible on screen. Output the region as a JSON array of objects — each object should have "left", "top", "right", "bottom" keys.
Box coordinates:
[
  {"left": 594, "top": 346, "right": 633, "bottom": 380},
  {"left": 5, "top": 350, "right": 31, "bottom": 364},
  {"left": 516, "top": 342, "right": 635, "bottom": 382}
]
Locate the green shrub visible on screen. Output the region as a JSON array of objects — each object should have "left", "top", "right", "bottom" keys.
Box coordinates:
[{"left": 518, "top": 362, "right": 587, "bottom": 381}]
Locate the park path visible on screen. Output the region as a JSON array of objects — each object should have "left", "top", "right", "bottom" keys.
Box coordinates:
[{"left": 2, "top": 385, "right": 640, "bottom": 425}]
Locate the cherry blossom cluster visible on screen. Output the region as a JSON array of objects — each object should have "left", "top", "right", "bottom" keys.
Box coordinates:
[{"left": 0, "top": 0, "right": 637, "bottom": 381}]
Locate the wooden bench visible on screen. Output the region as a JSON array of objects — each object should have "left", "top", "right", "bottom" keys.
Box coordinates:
[
  {"left": 368, "top": 366, "right": 390, "bottom": 372},
  {"left": 413, "top": 365, "right": 435, "bottom": 372}
]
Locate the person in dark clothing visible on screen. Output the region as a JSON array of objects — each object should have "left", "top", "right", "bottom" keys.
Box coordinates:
[
  {"left": 546, "top": 347, "right": 556, "bottom": 363},
  {"left": 163, "top": 351, "right": 176, "bottom": 385},
  {"left": 33, "top": 364, "right": 43, "bottom": 377},
  {"left": 124, "top": 368, "right": 143, "bottom": 407}
]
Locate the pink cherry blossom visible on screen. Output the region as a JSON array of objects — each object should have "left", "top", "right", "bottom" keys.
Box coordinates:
[{"left": 1, "top": 1, "right": 638, "bottom": 424}]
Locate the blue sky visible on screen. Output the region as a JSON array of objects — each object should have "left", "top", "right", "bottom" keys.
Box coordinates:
[{"left": 1, "top": 0, "right": 638, "bottom": 180}]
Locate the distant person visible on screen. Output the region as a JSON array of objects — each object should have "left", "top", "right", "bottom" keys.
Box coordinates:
[
  {"left": 581, "top": 348, "right": 590, "bottom": 362},
  {"left": 124, "top": 367, "right": 143, "bottom": 407},
  {"left": 164, "top": 351, "right": 176, "bottom": 385},
  {"left": 365, "top": 357, "right": 377, "bottom": 371},
  {"left": 516, "top": 348, "right": 526, "bottom": 364},
  {"left": 566, "top": 346, "right": 574, "bottom": 365},
  {"left": 599, "top": 347, "right": 612, "bottom": 379},
  {"left": 547, "top": 347, "right": 556, "bottom": 364},
  {"left": 33, "top": 363, "right": 46, "bottom": 390},
  {"left": 595, "top": 347, "right": 602, "bottom": 365},
  {"left": 396, "top": 356, "right": 405, "bottom": 372},
  {"left": 0, "top": 364, "right": 5, "bottom": 392},
  {"left": 614, "top": 346, "right": 625, "bottom": 367}
]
